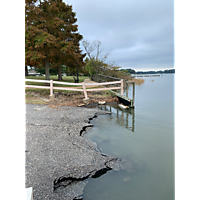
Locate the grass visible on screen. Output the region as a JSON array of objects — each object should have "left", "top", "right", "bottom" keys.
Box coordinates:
[
  {"left": 25, "top": 98, "right": 49, "bottom": 105},
  {"left": 25, "top": 76, "right": 88, "bottom": 97},
  {"left": 130, "top": 78, "right": 145, "bottom": 85},
  {"left": 25, "top": 77, "right": 90, "bottom": 100},
  {"left": 25, "top": 75, "right": 89, "bottom": 82},
  {"left": 134, "top": 78, "right": 145, "bottom": 85},
  {"left": 25, "top": 75, "right": 90, "bottom": 87}
]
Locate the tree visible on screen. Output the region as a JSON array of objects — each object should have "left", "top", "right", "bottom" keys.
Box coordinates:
[
  {"left": 82, "top": 40, "right": 109, "bottom": 61},
  {"left": 85, "top": 59, "right": 100, "bottom": 76},
  {"left": 120, "top": 68, "right": 135, "bottom": 74},
  {"left": 82, "top": 40, "right": 132, "bottom": 80},
  {"left": 82, "top": 40, "right": 109, "bottom": 76},
  {"left": 25, "top": 0, "right": 45, "bottom": 73},
  {"left": 25, "top": 0, "right": 85, "bottom": 80}
]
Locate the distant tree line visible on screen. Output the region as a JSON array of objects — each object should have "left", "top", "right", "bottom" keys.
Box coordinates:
[
  {"left": 120, "top": 69, "right": 136, "bottom": 74},
  {"left": 119, "top": 68, "right": 175, "bottom": 74}
]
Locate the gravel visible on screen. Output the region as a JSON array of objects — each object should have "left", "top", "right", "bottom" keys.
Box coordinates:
[{"left": 25, "top": 104, "right": 122, "bottom": 200}]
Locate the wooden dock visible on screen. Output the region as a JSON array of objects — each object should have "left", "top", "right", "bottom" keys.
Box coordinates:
[
  {"left": 92, "top": 74, "right": 135, "bottom": 108},
  {"left": 109, "top": 90, "right": 134, "bottom": 108}
]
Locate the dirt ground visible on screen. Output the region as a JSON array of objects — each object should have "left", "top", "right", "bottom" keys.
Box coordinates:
[{"left": 25, "top": 90, "right": 119, "bottom": 109}]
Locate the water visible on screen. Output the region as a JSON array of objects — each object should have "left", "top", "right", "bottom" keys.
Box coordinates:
[{"left": 83, "top": 74, "right": 175, "bottom": 200}]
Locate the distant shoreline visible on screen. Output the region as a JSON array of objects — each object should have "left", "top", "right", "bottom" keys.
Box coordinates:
[
  {"left": 133, "top": 74, "right": 162, "bottom": 77},
  {"left": 134, "top": 72, "right": 175, "bottom": 75},
  {"left": 121, "top": 68, "right": 175, "bottom": 75},
  {"left": 135, "top": 69, "right": 175, "bottom": 74}
]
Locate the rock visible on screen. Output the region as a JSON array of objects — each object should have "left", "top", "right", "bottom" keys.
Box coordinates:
[
  {"left": 98, "top": 101, "right": 106, "bottom": 105},
  {"left": 77, "top": 104, "right": 85, "bottom": 107},
  {"left": 83, "top": 98, "right": 89, "bottom": 104}
]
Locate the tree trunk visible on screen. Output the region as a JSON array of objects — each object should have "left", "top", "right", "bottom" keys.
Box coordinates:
[
  {"left": 45, "top": 57, "right": 50, "bottom": 86},
  {"left": 25, "top": 65, "right": 28, "bottom": 76},
  {"left": 45, "top": 57, "right": 50, "bottom": 80},
  {"left": 58, "top": 64, "right": 62, "bottom": 81}
]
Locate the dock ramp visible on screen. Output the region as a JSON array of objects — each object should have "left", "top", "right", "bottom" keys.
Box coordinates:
[{"left": 92, "top": 74, "right": 135, "bottom": 108}]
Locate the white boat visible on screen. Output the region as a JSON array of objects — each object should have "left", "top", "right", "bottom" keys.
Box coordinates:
[
  {"left": 118, "top": 103, "right": 129, "bottom": 110},
  {"left": 98, "top": 101, "right": 106, "bottom": 105}
]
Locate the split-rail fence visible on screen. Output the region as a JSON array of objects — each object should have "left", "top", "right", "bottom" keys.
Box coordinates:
[{"left": 25, "top": 79, "right": 123, "bottom": 99}]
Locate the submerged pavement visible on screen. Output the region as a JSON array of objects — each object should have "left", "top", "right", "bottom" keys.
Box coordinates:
[{"left": 25, "top": 104, "right": 122, "bottom": 200}]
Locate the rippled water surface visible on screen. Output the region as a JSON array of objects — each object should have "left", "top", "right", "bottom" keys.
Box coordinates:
[{"left": 84, "top": 74, "right": 175, "bottom": 200}]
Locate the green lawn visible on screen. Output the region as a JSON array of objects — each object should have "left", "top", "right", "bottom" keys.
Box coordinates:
[
  {"left": 25, "top": 75, "right": 90, "bottom": 94},
  {"left": 25, "top": 75, "right": 90, "bottom": 87},
  {"left": 25, "top": 75, "right": 89, "bottom": 82},
  {"left": 25, "top": 75, "right": 116, "bottom": 100}
]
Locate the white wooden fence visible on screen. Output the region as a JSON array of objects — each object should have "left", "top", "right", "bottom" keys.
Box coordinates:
[{"left": 25, "top": 79, "right": 123, "bottom": 99}]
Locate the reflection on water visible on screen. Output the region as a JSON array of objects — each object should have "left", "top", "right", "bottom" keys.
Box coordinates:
[
  {"left": 83, "top": 74, "right": 174, "bottom": 200},
  {"left": 98, "top": 104, "right": 135, "bottom": 132}
]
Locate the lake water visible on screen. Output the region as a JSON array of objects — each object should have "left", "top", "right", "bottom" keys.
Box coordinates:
[{"left": 83, "top": 74, "right": 175, "bottom": 200}]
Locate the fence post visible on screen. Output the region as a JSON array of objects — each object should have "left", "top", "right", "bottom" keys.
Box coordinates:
[
  {"left": 50, "top": 80, "right": 54, "bottom": 97},
  {"left": 121, "top": 79, "right": 123, "bottom": 95},
  {"left": 82, "top": 82, "right": 88, "bottom": 99}
]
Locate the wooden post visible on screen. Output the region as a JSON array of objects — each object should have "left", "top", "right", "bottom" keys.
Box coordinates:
[
  {"left": 126, "top": 112, "right": 128, "bottom": 128},
  {"left": 121, "top": 79, "right": 123, "bottom": 95},
  {"left": 82, "top": 82, "right": 88, "bottom": 99},
  {"left": 126, "top": 80, "right": 128, "bottom": 97},
  {"left": 132, "top": 82, "right": 135, "bottom": 106},
  {"left": 50, "top": 80, "right": 53, "bottom": 96}
]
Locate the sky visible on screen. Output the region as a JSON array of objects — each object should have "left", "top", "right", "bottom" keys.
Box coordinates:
[{"left": 65, "top": 0, "right": 174, "bottom": 71}]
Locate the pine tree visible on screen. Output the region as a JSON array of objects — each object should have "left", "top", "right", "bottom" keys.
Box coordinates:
[{"left": 25, "top": 0, "right": 85, "bottom": 80}]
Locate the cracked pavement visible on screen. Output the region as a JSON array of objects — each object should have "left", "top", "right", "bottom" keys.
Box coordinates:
[{"left": 25, "top": 104, "right": 122, "bottom": 200}]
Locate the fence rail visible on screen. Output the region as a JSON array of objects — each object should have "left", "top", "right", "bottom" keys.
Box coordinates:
[{"left": 25, "top": 79, "right": 123, "bottom": 99}]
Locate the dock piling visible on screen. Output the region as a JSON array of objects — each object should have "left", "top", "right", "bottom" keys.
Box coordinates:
[{"left": 132, "top": 82, "right": 135, "bottom": 107}]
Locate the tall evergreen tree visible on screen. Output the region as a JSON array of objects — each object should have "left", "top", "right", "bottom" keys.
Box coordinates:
[{"left": 25, "top": 0, "right": 85, "bottom": 80}]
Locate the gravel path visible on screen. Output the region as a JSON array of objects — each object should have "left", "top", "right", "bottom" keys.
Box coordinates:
[{"left": 25, "top": 104, "right": 121, "bottom": 200}]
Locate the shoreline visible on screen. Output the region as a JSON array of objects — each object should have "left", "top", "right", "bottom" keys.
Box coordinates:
[{"left": 25, "top": 104, "right": 122, "bottom": 199}]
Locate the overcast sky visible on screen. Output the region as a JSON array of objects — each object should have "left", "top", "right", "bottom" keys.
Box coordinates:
[{"left": 65, "top": 0, "right": 174, "bottom": 71}]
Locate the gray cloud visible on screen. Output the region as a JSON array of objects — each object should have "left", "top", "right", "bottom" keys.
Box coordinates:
[{"left": 66, "top": 0, "right": 174, "bottom": 71}]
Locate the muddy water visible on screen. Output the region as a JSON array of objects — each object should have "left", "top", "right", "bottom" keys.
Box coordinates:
[{"left": 84, "top": 74, "right": 175, "bottom": 200}]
